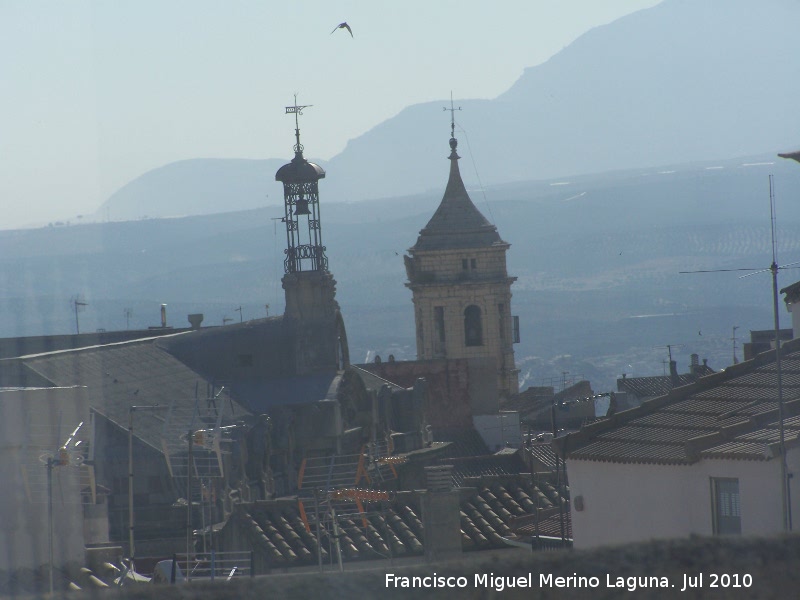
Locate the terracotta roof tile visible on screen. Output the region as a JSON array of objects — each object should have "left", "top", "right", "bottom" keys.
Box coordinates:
[{"left": 225, "top": 474, "right": 571, "bottom": 565}]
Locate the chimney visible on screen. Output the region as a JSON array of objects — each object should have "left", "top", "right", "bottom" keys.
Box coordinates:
[
  {"left": 421, "top": 465, "right": 461, "bottom": 561},
  {"left": 669, "top": 360, "right": 679, "bottom": 386},
  {"left": 160, "top": 304, "right": 167, "bottom": 328},
  {"left": 690, "top": 353, "right": 699, "bottom": 376},
  {"left": 188, "top": 313, "right": 204, "bottom": 329}
]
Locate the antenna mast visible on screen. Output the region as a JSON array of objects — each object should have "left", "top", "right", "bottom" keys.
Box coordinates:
[
  {"left": 71, "top": 295, "right": 87, "bottom": 334},
  {"left": 680, "top": 174, "right": 791, "bottom": 532},
  {"left": 768, "top": 174, "right": 790, "bottom": 532}
]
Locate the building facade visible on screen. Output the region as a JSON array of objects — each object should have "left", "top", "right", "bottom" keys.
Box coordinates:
[{"left": 404, "top": 132, "right": 519, "bottom": 400}]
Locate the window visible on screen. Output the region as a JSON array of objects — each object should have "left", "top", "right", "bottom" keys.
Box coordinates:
[
  {"left": 434, "top": 306, "right": 446, "bottom": 356},
  {"left": 711, "top": 478, "right": 741, "bottom": 535},
  {"left": 498, "top": 303, "right": 505, "bottom": 341},
  {"left": 470, "top": 258, "right": 477, "bottom": 269},
  {"left": 464, "top": 305, "right": 483, "bottom": 346}
]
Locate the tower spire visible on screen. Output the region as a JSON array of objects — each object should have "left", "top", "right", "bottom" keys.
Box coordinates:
[
  {"left": 442, "top": 92, "right": 462, "bottom": 158},
  {"left": 276, "top": 95, "right": 327, "bottom": 274},
  {"left": 285, "top": 93, "right": 313, "bottom": 155}
]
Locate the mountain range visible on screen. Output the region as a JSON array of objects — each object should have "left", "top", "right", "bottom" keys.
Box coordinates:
[
  {"left": 94, "top": 0, "right": 800, "bottom": 222},
  {"left": 6, "top": 152, "right": 800, "bottom": 393},
  {"left": 10, "top": 0, "right": 800, "bottom": 392}
]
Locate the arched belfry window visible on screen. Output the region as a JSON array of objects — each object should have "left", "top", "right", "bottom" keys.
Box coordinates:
[{"left": 464, "top": 305, "right": 483, "bottom": 347}]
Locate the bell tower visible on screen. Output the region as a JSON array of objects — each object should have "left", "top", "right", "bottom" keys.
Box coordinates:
[
  {"left": 276, "top": 97, "right": 348, "bottom": 372},
  {"left": 404, "top": 101, "right": 519, "bottom": 398}
]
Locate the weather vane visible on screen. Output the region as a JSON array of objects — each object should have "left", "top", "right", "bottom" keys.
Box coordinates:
[
  {"left": 285, "top": 93, "right": 312, "bottom": 153},
  {"left": 443, "top": 92, "right": 461, "bottom": 139}
]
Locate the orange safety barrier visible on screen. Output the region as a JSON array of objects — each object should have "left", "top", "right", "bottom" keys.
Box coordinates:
[{"left": 297, "top": 499, "right": 311, "bottom": 533}]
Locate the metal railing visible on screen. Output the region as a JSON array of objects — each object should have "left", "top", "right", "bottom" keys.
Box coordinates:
[{"left": 140, "top": 551, "right": 255, "bottom": 584}]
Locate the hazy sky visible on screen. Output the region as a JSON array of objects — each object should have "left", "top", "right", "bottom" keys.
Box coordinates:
[{"left": 1, "top": 0, "right": 660, "bottom": 229}]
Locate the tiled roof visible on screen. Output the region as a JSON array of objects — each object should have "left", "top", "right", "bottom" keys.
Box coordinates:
[
  {"left": 561, "top": 337, "right": 800, "bottom": 465},
  {"left": 225, "top": 475, "right": 570, "bottom": 564},
  {"left": 505, "top": 382, "right": 595, "bottom": 423},
  {"left": 443, "top": 452, "right": 528, "bottom": 487},
  {"left": 617, "top": 374, "right": 695, "bottom": 399},
  {"left": 522, "top": 442, "right": 558, "bottom": 471},
  {"left": 514, "top": 512, "right": 573, "bottom": 540},
  {"left": 502, "top": 386, "right": 554, "bottom": 414},
  {"left": 554, "top": 381, "right": 594, "bottom": 403}
]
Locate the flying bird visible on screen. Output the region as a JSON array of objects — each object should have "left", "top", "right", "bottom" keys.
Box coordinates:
[{"left": 331, "top": 22, "right": 353, "bottom": 37}]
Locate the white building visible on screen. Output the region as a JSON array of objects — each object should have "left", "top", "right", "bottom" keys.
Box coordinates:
[{"left": 557, "top": 336, "right": 800, "bottom": 549}]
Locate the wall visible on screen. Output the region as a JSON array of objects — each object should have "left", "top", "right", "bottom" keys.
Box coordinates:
[
  {"left": 408, "top": 245, "right": 518, "bottom": 398},
  {"left": 0, "top": 387, "right": 90, "bottom": 571},
  {"left": 567, "top": 454, "right": 796, "bottom": 549},
  {"left": 362, "top": 359, "right": 474, "bottom": 429},
  {"left": 473, "top": 412, "right": 522, "bottom": 451}
]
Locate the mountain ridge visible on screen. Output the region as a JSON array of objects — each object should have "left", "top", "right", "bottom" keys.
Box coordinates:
[{"left": 90, "top": 0, "right": 800, "bottom": 222}]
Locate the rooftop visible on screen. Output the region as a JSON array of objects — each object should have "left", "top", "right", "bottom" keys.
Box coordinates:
[
  {"left": 559, "top": 338, "right": 800, "bottom": 465},
  {"left": 410, "top": 137, "right": 504, "bottom": 252}
]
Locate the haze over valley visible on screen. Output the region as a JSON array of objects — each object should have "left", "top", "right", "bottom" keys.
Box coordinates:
[{"left": 3, "top": 0, "right": 800, "bottom": 393}]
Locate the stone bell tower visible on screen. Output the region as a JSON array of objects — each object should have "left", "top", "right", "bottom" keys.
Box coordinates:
[
  {"left": 404, "top": 103, "right": 519, "bottom": 398},
  {"left": 275, "top": 98, "right": 348, "bottom": 373}
]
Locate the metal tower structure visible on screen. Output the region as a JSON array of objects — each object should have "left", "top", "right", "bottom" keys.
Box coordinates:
[{"left": 275, "top": 96, "right": 328, "bottom": 274}]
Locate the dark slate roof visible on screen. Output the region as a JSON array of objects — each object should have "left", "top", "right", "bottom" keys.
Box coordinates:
[
  {"left": 0, "top": 328, "right": 189, "bottom": 360},
  {"left": 17, "top": 337, "right": 246, "bottom": 451},
  {"left": 410, "top": 138, "right": 505, "bottom": 252},
  {"left": 157, "top": 317, "right": 295, "bottom": 382},
  {"left": 225, "top": 374, "right": 340, "bottom": 413},
  {"left": 275, "top": 151, "right": 325, "bottom": 183},
  {"left": 560, "top": 338, "right": 800, "bottom": 465},
  {"left": 433, "top": 427, "right": 490, "bottom": 458}
]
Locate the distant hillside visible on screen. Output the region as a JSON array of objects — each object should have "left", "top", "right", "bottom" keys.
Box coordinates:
[
  {"left": 323, "top": 0, "right": 800, "bottom": 202},
  {"left": 89, "top": 0, "right": 800, "bottom": 222},
  {"left": 5, "top": 153, "right": 800, "bottom": 391},
  {"left": 92, "top": 158, "right": 300, "bottom": 222}
]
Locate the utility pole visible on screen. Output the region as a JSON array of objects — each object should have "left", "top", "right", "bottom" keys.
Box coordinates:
[
  {"left": 681, "top": 174, "right": 791, "bottom": 532},
  {"left": 128, "top": 405, "right": 168, "bottom": 572}
]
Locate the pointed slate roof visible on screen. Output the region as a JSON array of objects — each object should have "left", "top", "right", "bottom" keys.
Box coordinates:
[{"left": 411, "top": 137, "right": 504, "bottom": 252}]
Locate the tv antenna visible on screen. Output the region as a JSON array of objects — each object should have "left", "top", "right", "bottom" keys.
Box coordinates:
[
  {"left": 235, "top": 306, "right": 243, "bottom": 323},
  {"left": 654, "top": 344, "right": 684, "bottom": 363},
  {"left": 70, "top": 295, "right": 87, "bottom": 334},
  {"left": 732, "top": 325, "right": 740, "bottom": 364},
  {"left": 39, "top": 421, "right": 85, "bottom": 594},
  {"left": 680, "top": 174, "right": 795, "bottom": 532},
  {"left": 124, "top": 307, "right": 133, "bottom": 330}
]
